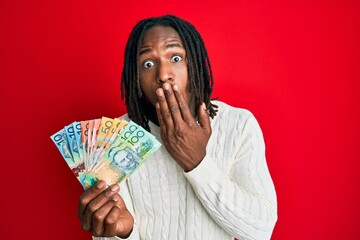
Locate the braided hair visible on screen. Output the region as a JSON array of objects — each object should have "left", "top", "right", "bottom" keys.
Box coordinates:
[{"left": 121, "top": 15, "right": 218, "bottom": 131}]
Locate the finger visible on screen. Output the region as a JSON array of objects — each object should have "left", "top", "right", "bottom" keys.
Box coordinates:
[
  {"left": 78, "top": 180, "right": 106, "bottom": 220},
  {"left": 162, "top": 83, "right": 183, "bottom": 126},
  {"left": 112, "top": 193, "right": 129, "bottom": 212},
  {"left": 92, "top": 193, "right": 128, "bottom": 237},
  {"left": 198, "top": 102, "right": 211, "bottom": 134},
  {"left": 173, "top": 84, "right": 194, "bottom": 124},
  {"left": 156, "top": 87, "right": 174, "bottom": 130},
  {"left": 82, "top": 184, "right": 120, "bottom": 231},
  {"left": 91, "top": 199, "right": 118, "bottom": 237},
  {"left": 156, "top": 102, "right": 166, "bottom": 133},
  {"left": 104, "top": 206, "right": 134, "bottom": 238},
  {"left": 102, "top": 206, "right": 121, "bottom": 237},
  {"left": 155, "top": 101, "right": 165, "bottom": 127}
]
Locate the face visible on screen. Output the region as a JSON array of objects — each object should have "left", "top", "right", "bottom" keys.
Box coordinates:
[
  {"left": 138, "top": 26, "right": 192, "bottom": 109},
  {"left": 112, "top": 149, "right": 139, "bottom": 174}
]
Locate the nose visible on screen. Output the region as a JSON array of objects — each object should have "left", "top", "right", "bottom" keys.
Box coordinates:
[{"left": 157, "top": 61, "right": 174, "bottom": 85}]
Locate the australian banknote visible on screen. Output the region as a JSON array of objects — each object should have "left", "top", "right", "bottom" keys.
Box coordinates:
[
  {"left": 83, "top": 121, "right": 161, "bottom": 188},
  {"left": 51, "top": 117, "right": 161, "bottom": 189},
  {"left": 50, "top": 128, "right": 85, "bottom": 184}
]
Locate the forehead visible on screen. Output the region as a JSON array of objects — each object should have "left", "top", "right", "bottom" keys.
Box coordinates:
[{"left": 141, "top": 26, "right": 182, "bottom": 45}]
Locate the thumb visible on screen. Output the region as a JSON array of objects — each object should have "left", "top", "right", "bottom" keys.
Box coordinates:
[{"left": 198, "top": 102, "right": 211, "bottom": 133}]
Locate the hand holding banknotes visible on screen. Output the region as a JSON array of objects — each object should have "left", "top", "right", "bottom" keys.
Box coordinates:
[
  {"left": 78, "top": 180, "right": 134, "bottom": 238},
  {"left": 51, "top": 119, "right": 159, "bottom": 237},
  {"left": 155, "top": 83, "right": 212, "bottom": 172}
]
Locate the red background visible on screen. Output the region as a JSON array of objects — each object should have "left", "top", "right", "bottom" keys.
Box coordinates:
[{"left": 1, "top": 0, "right": 359, "bottom": 239}]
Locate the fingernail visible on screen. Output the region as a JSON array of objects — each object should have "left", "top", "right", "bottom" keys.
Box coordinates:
[
  {"left": 96, "top": 180, "right": 105, "bottom": 189},
  {"left": 111, "top": 184, "right": 119, "bottom": 192},
  {"left": 173, "top": 84, "right": 179, "bottom": 91},
  {"left": 156, "top": 88, "right": 163, "bottom": 96},
  {"left": 163, "top": 83, "right": 170, "bottom": 90},
  {"left": 112, "top": 197, "right": 119, "bottom": 202}
]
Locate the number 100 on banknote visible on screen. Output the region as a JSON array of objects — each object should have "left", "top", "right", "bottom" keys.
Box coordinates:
[{"left": 51, "top": 118, "right": 161, "bottom": 189}]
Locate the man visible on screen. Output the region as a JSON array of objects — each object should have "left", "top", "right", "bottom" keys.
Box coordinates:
[{"left": 78, "top": 15, "right": 277, "bottom": 240}]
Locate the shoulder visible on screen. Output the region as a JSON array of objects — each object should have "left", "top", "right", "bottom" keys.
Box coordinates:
[
  {"left": 211, "top": 100, "right": 263, "bottom": 138},
  {"left": 211, "top": 100, "right": 256, "bottom": 125}
]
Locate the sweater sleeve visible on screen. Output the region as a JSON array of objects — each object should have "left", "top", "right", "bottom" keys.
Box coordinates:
[
  {"left": 92, "top": 180, "right": 140, "bottom": 240},
  {"left": 184, "top": 110, "right": 277, "bottom": 240}
]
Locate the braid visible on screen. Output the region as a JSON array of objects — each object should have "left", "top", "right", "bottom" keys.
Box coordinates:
[{"left": 121, "top": 15, "right": 218, "bottom": 132}]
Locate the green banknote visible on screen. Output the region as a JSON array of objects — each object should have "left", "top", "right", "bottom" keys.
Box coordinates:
[
  {"left": 83, "top": 121, "right": 161, "bottom": 188},
  {"left": 90, "top": 121, "right": 138, "bottom": 173}
]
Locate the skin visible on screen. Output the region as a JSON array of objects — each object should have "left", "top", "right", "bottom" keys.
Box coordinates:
[
  {"left": 139, "top": 26, "right": 212, "bottom": 171},
  {"left": 78, "top": 25, "right": 212, "bottom": 238},
  {"left": 78, "top": 181, "right": 134, "bottom": 238}
]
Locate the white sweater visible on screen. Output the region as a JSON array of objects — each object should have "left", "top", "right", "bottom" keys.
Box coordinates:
[{"left": 94, "top": 101, "right": 277, "bottom": 240}]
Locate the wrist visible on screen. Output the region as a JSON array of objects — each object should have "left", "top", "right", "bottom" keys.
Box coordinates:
[{"left": 183, "top": 155, "right": 205, "bottom": 172}]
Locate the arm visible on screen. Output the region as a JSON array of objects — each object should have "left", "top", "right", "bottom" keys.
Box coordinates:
[
  {"left": 155, "top": 83, "right": 277, "bottom": 239},
  {"left": 184, "top": 111, "right": 277, "bottom": 240}
]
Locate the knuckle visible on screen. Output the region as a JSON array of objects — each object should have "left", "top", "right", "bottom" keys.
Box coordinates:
[
  {"left": 188, "top": 121, "right": 196, "bottom": 129},
  {"left": 169, "top": 104, "right": 179, "bottom": 113},
  {"left": 87, "top": 202, "right": 97, "bottom": 213},
  {"left": 158, "top": 95, "right": 166, "bottom": 103},
  {"left": 89, "top": 186, "right": 98, "bottom": 194},
  {"left": 79, "top": 195, "right": 88, "bottom": 207},
  {"left": 104, "top": 214, "right": 116, "bottom": 226},
  {"left": 165, "top": 89, "right": 173, "bottom": 97},
  {"left": 93, "top": 212, "right": 105, "bottom": 222},
  {"left": 103, "top": 189, "right": 114, "bottom": 198},
  {"left": 175, "top": 125, "right": 184, "bottom": 136},
  {"left": 162, "top": 110, "right": 171, "bottom": 118},
  {"left": 178, "top": 102, "right": 188, "bottom": 111}
]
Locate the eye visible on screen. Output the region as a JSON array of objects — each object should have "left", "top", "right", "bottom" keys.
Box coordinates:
[
  {"left": 143, "top": 60, "right": 155, "bottom": 69},
  {"left": 171, "top": 55, "right": 183, "bottom": 63}
]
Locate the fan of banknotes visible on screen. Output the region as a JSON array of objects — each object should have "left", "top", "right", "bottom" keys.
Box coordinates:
[{"left": 50, "top": 117, "right": 161, "bottom": 189}]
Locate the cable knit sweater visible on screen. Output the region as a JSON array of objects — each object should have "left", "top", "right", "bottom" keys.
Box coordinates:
[{"left": 94, "top": 101, "right": 277, "bottom": 240}]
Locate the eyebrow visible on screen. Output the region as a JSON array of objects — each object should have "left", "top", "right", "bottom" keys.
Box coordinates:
[
  {"left": 139, "top": 41, "right": 184, "bottom": 56},
  {"left": 139, "top": 48, "right": 152, "bottom": 55},
  {"left": 165, "top": 42, "right": 183, "bottom": 49}
]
